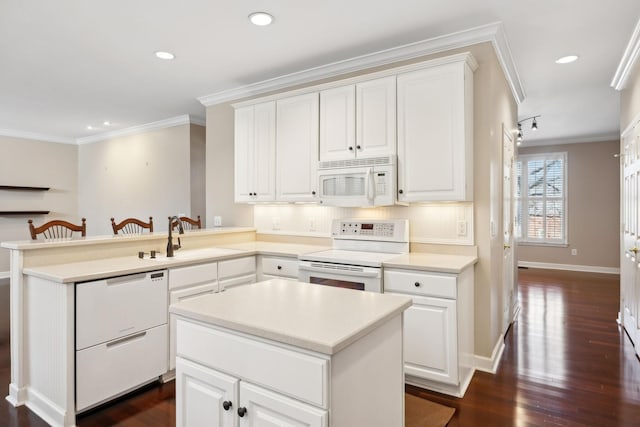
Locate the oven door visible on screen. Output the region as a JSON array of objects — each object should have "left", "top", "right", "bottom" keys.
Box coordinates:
[{"left": 297, "top": 260, "right": 382, "bottom": 293}]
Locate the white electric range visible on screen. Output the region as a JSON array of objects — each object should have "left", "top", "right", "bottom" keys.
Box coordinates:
[{"left": 298, "top": 219, "right": 409, "bottom": 292}]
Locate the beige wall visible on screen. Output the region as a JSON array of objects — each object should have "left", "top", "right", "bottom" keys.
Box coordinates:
[
  {"left": 78, "top": 124, "right": 193, "bottom": 235},
  {"left": 517, "top": 141, "right": 620, "bottom": 269},
  {"left": 190, "top": 124, "right": 207, "bottom": 225},
  {"left": 205, "top": 104, "right": 253, "bottom": 228},
  {"left": 206, "top": 41, "right": 518, "bottom": 359},
  {"left": 0, "top": 136, "right": 78, "bottom": 273}
]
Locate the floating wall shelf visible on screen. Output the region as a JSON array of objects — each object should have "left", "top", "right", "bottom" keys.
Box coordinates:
[
  {"left": 0, "top": 211, "right": 50, "bottom": 215},
  {"left": 0, "top": 185, "right": 50, "bottom": 191}
]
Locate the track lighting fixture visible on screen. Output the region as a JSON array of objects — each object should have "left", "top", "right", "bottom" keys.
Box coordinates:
[{"left": 517, "top": 115, "right": 541, "bottom": 144}]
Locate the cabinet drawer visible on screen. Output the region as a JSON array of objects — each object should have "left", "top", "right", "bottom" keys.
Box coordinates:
[
  {"left": 176, "top": 319, "right": 329, "bottom": 408},
  {"left": 219, "top": 256, "right": 256, "bottom": 280},
  {"left": 261, "top": 256, "right": 298, "bottom": 278},
  {"left": 76, "top": 324, "right": 168, "bottom": 412},
  {"left": 76, "top": 271, "right": 168, "bottom": 350},
  {"left": 170, "top": 262, "right": 218, "bottom": 290},
  {"left": 384, "top": 269, "right": 456, "bottom": 299}
]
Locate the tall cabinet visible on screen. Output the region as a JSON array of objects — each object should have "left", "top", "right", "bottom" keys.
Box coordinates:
[{"left": 397, "top": 57, "right": 475, "bottom": 202}]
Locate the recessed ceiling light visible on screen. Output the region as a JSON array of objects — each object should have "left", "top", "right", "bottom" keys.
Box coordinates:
[
  {"left": 249, "top": 12, "right": 274, "bottom": 26},
  {"left": 155, "top": 51, "right": 175, "bottom": 60},
  {"left": 103, "top": 121, "right": 110, "bottom": 126},
  {"left": 86, "top": 125, "right": 93, "bottom": 130},
  {"left": 555, "top": 55, "right": 579, "bottom": 64}
]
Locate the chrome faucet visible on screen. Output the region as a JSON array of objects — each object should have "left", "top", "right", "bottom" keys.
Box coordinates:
[{"left": 167, "top": 216, "right": 184, "bottom": 257}]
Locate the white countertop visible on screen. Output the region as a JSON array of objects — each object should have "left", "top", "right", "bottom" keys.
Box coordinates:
[
  {"left": 384, "top": 252, "right": 477, "bottom": 273},
  {"left": 170, "top": 279, "right": 412, "bottom": 355},
  {"left": 1, "top": 227, "right": 256, "bottom": 250},
  {"left": 218, "top": 241, "right": 330, "bottom": 257}
]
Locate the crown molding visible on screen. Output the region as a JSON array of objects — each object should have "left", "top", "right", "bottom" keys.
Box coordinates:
[
  {"left": 189, "top": 116, "right": 206, "bottom": 127},
  {"left": 198, "top": 21, "right": 525, "bottom": 106},
  {"left": 76, "top": 114, "right": 200, "bottom": 145},
  {"left": 519, "top": 132, "right": 620, "bottom": 147},
  {"left": 0, "top": 128, "right": 75, "bottom": 144},
  {"left": 612, "top": 17, "right": 640, "bottom": 90}
]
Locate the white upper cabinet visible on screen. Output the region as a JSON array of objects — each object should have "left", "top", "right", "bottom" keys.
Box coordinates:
[
  {"left": 356, "top": 76, "right": 397, "bottom": 158},
  {"left": 276, "top": 92, "right": 320, "bottom": 202},
  {"left": 319, "top": 85, "right": 356, "bottom": 161},
  {"left": 319, "top": 76, "right": 396, "bottom": 161},
  {"left": 397, "top": 58, "right": 474, "bottom": 202},
  {"left": 234, "top": 101, "right": 276, "bottom": 202}
]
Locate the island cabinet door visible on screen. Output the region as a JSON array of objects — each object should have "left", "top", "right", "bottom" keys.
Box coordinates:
[
  {"left": 176, "top": 357, "right": 238, "bottom": 427},
  {"left": 238, "top": 382, "right": 328, "bottom": 427}
]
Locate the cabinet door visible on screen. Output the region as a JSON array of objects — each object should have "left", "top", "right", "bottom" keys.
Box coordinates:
[
  {"left": 276, "top": 93, "right": 319, "bottom": 202},
  {"left": 319, "top": 85, "right": 355, "bottom": 161},
  {"left": 253, "top": 102, "right": 277, "bottom": 201},
  {"left": 356, "top": 76, "right": 396, "bottom": 158},
  {"left": 389, "top": 292, "right": 459, "bottom": 385},
  {"left": 234, "top": 102, "right": 276, "bottom": 203},
  {"left": 238, "top": 382, "right": 328, "bottom": 427},
  {"left": 176, "top": 357, "right": 238, "bottom": 427},
  {"left": 397, "top": 62, "right": 470, "bottom": 201},
  {"left": 234, "top": 105, "right": 255, "bottom": 203}
]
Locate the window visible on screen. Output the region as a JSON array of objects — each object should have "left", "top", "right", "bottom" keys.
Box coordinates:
[{"left": 515, "top": 152, "right": 567, "bottom": 245}]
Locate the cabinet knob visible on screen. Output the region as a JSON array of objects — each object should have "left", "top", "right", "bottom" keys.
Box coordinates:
[
  {"left": 348, "top": 146, "right": 354, "bottom": 151},
  {"left": 414, "top": 282, "right": 420, "bottom": 287},
  {"left": 399, "top": 189, "right": 404, "bottom": 194},
  {"left": 222, "top": 401, "right": 232, "bottom": 411},
  {"left": 238, "top": 407, "right": 247, "bottom": 417},
  {"left": 277, "top": 265, "right": 282, "bottom": 270},
  {"left": 312, "top": 191, "right": 316, "bottom": 195},
  {"left": 356, "top": 145, "right": 361, "bottom": 150}
]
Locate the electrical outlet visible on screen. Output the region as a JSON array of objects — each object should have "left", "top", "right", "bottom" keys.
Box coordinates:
[
  {"left": 457, "top": 220, "right": 468, "bottom": 236},
  {"left": 213, "top": 216, "right": 222, "bottom": 226},
  {"left": 272, "top": 217, "right": 280, "bottom": 230},
  {"left": 571, "top": 248, "right": 578, "bottom": 256}
]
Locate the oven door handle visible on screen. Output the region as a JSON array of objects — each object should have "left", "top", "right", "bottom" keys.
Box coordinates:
[{"left": 298, "top": 264, "right": 380, "bottom": 278}]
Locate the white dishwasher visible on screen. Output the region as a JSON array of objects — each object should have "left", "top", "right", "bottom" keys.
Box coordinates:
[{"left": 75, "top": 270, "right": 168, "bottom": 412}]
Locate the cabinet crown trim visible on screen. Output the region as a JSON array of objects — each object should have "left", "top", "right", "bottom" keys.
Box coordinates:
[{"left": 201, "top": 22, "right": 522, "bottom": 107}]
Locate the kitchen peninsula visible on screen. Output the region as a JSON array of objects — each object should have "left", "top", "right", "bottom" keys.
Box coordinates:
[{"left": 171, "top": 279, "right": 412, "bottom": 426}]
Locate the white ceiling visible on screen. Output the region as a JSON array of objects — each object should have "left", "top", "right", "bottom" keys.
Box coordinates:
[{"left": 1, "top": 1, "right": 639, "bottom": 145}]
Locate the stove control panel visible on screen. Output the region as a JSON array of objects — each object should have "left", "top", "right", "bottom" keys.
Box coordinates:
[{"left": 332, "top": 219, "right": 409, "bottom": 242}]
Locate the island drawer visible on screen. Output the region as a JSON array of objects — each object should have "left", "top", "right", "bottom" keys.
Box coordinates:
[
  {"left": 261, "top": 256, "right": 298, "bottom": 278},
  {"left": 169, "top": 262, "right": 218, "bottom": 290},
  {"left": 384, "top": 269, "right": 456, "bottom": 299},
  {"left": 176, "top": 319, "right": 329, "bottom": 408}
]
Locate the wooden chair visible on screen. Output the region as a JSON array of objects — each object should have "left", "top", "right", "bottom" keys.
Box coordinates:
[
  {"left": 29, "top": 218, "right": 86, "bottom": 240},
  {"left": 111, "top": 217, "right": 153, "bottom": 234},
  {"left": 172, "top": 215, "right": 202, "bottom": 231}
]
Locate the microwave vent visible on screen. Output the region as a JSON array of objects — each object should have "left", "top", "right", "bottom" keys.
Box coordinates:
[{"left": 319, "top": 156, "right": 394, "bottom": 170}]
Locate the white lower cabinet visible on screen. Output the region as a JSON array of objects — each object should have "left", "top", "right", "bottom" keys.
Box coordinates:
[
  {"left": 258, "top": 255, "right": 299, "bottom": 281},
  {"left": 384, "top": 266, "right": 474, "bottom": 397},
  {"left": 176, "top": 357, "right": 326, "bottom": 427},
  {"left": 219, "top": 256, "right": 257, "bottom": 291}
]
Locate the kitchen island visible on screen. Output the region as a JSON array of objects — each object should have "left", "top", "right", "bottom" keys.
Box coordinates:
[{"left": 171, "top": 279, "right": 412, "bottom": 427}]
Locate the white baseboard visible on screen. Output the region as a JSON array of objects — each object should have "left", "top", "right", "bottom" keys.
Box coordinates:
[
  {"left": 474, "top": 336, "right": 505, "bottom": 374},
  {"left": 518, "top": 261, "right": 620, "bottom": 275}
]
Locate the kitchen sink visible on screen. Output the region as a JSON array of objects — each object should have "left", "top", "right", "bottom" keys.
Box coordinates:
[{"left": 145, "top": 247, "right": 245, "bottom": 260}]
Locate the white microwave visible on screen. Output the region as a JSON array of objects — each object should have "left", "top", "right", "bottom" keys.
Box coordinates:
[{"left": 317, "top": 156, "right": 397, "bottom": 207}]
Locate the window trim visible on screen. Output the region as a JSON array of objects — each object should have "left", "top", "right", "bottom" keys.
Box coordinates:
[{"left": 515, "top": 152, "right": 568, "bottom": 246}]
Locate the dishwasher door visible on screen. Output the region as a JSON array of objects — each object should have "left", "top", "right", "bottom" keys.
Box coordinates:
[{"left": 76, "top": 270, "right": 168, "bottom": 350}]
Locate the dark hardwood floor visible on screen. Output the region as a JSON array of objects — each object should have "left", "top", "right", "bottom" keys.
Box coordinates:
[{"left": 1, "top": 269, "right": 640, "bottom": 426}]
